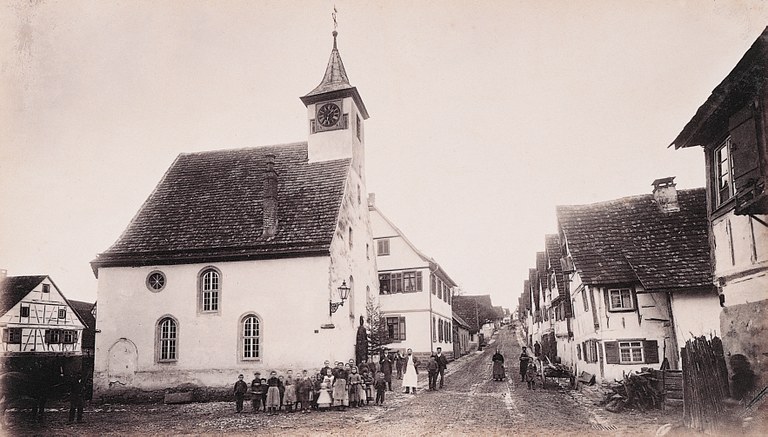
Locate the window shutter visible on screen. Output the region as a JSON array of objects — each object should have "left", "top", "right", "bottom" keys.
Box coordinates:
[
  {"left": 416, "top": 271, "right": 423, "bottom": 291},
  {"left": 576, "top": 344, "right": 581, "bottom": 360},
  {"left": 44, "top": 330, "right": 52, "bottom": 344},
  {"left": 2, "top": 329, "right": 7, "bottom": 342},
  {"left": 399, "top": 317, "right": 406, "bottom": 341},
  {"left": 581, "top": 341, "right": 586, "bottom": 360},
  {"left": 604, "top": 341, "right": 620, "bottom": 364},
  {"left": 644, "top": 340, "right": 659, "bottom": 364},
  {"left": 729, "top": 106, "right": 760, "bottom": 194}
]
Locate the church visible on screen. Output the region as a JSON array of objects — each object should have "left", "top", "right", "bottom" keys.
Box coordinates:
[{"left": 90, "top": 31, "right": 379, "bottom": 397}]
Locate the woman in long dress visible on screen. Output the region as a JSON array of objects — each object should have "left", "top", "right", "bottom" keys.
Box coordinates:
[
  {"left": 332, "top": 362, "right": 348, "bottom": 410},
  {"left": 402, "top": 348, "right": 419, "bottom": 394},
  {"left": 492, "top": 348, "right": 505, "bottom": 381}
]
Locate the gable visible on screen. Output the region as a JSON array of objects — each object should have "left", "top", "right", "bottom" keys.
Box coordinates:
[
  {"left": 0, "top": 276, "right": 46, "bottom": 315},
  {"left": 0, "top": 277, "right": 85, "bottom": 329},
  {"left": 92, "top": 143, "right": 350, "bottom": 270}
]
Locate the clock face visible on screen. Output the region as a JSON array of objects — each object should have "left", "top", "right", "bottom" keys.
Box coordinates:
[{"left": 317, "top": 102, "right": 341, "bottom": 127}]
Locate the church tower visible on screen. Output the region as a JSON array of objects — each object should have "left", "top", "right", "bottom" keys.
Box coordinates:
[{"left": 300, "top": 30, "right": 369, "bottom": 169}]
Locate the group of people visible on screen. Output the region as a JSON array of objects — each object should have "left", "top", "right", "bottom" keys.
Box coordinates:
[
  {"left": 490, "top": 345, "right": 539, "bottom": 389},
  {"left": 232, "top": 347, "right": 450, "bottom": 414}
]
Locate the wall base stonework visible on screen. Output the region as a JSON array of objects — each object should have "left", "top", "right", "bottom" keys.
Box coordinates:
[{"left": 720, "top": 298, "right": 768, "bottom": 398}]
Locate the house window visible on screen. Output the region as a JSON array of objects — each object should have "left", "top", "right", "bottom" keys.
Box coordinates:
[
  {"left": 58, "top": 308, "right": 67, "bottom": 319},
  {"left": 714, "top": 137, "right": 733, "bottom": 206},
  {"left": 200, "top": 268, "right": 220, "bottom": 313},
  {"left": 583, "top": 339, "right": 598, "bottom": 363},
  {"left": 45, "top": 329, "right": 61, "bottom": 344},
  {"left": 608, "top": 289, "right": 634, "bottom": 311},
  {"left": 20, "top": 305, "right": 29, "bottom": 317},
  {"left": 146, "top": 271, "right": 166, "bottom": 292},
  {"left": 42, "top": 284, "right": 50, "bottom": 293},
  {"left": 390, "top": 272, "right": 403, "bottom": 293},
  {"left": 438, "top": 319, "right": 443, "bottom": 342},
  {"left": 379, "top": 273, "right": 390, "bottom": 294},
  {"left": 377, "top": 239, "right": 390, "bottom": 256},
  {"left": 403, "top": 271, "right": 422, "bottom": 292},
  {"left": 157, "top": 317, "right": 178, "bottom": 362},
  {"left": 63, "top": 330, "right": 78, "bottom": 344},
  {"left": 3, "top": 328, "right": 22, "bottom": 344},
  {"left": 619, "top": 341, "right": 644, "bottom": 363},
  {"left": 241, "top": 314, "right": 261, "bottom": 360},
  {"left": 582, "top": 289, "right": 589, "bottom": 312},
  {"left": 437, "top": 282, "right": 443, "bottom": 300},
  {"left": 432, "top": 317, "right": 437, "bottom": 342},
  {"left": 431, "top": 274, "right": 436, "bottom": 295},
  {"left": 386, "top": 316, "right": 406, "bottom": 341}
]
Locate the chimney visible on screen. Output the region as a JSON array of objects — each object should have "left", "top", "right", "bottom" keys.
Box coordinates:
[
  {"left": 261, "top": 154, "right": 278, "bottom": 239},
  {"left": 367, "top": 193, "right": 376, "bottom": 208},
  {"left": 652, "top": 177, "right": 680, "bottom": 213}
]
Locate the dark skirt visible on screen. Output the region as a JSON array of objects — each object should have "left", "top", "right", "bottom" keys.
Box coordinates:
[{"left": 492, "top": 361, "right": 505, "bottom": 379}]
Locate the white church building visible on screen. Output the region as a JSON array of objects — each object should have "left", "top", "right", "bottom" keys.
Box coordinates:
[{"left": 90, "top": 31, "right": 379, "bottom": 396}]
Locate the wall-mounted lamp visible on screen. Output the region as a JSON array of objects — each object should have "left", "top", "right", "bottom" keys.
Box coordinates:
[{"left": 330, "top": 280, "right": 351, "bottom": 316}]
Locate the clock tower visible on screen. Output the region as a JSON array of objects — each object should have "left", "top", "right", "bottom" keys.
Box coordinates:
[{"left": 301, "top": 31, "right": 369, "bottom": 168}]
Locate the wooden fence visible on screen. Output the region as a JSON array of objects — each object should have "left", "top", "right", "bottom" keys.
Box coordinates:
[{"left": 681, "top": 336, "right": 730, "bottom": 434}]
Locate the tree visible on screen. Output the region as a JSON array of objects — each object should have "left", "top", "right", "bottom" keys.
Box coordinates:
[{"left": 366, "top": 297, "right": 389, "bottom": 359}]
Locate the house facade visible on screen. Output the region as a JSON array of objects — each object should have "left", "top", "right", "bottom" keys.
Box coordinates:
[
  {"left": 368, "top": 196, "right": 456, "bottom": 361},
  {"left": 0, "top": 274, "right": 86, "bottom": 358},
  {"left": 672, "top": 27, "right": 768, "bottom": 393},
  {"left": 90, "top": 32, "right": 379, "bottom": 395}
]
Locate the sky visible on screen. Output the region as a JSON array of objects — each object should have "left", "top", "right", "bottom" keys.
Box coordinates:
[{"left": 1, "top": 1, "right": 767, "bottom": 309}]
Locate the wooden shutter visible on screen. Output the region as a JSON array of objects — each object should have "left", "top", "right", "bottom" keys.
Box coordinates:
[
  {"left": 729, "top": 105, "right": 760, "bottom": 194},
  {"left": 399, "top": 317, "right": 406, "bottom": 341},
  {"left": 2, "top": 328, "right": 7, "bottom": 342},
  {"left": 576, "top": 344, "right": 581, "bottom": 360},
  {"left": 416, "top": 271, "right": 423, "bottom": 291},
  {"left": 604, "top": 341, "right": 620, "bottom": 364},
  {"left": 44, "top": 330, "right": 52, "bottom": 344},
  {"left": 644, "top": 340, "right": 659, "bottom": 364},
  {"left": 589, "top": 288, "right": 600, "bottom": 329}
]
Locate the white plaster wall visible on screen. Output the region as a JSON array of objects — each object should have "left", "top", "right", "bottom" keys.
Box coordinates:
[
  {"left": 94, "top": 256, "right": 336, "bottom": 390},
  {"left": 712, "top": 213, "right": 768, "bottom": 285},
  {"left": 670, "top": 289, "right": 721, "bottom": 348},
  {"left": 307, "top": 96, "right": 364, "bottom": 169},
  {"left": 382, "top": 310, "right": 431, "bottom": 353}
]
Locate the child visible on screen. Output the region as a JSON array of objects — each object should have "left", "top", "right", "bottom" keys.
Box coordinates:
[
  {"left": 260, "top": 378, "right": 268, "bottom": 409},
  {"left": 277, "top": 375, "right": 286, "bottom": 410},
  {"left": 312, "top": 372, "right": 323, "bottom": 410},
  {"left": 316, "top": 379, "right": 332, "bottom": 410},
  {"left": 266, "top": 371, "right": 281, "bottom": 415},
  {"left": 233, "top": 374, "right": 248, "bottom": 413},
  {"left": 526, "top": 360, "right": 538, "bottom": 390},
  {"left": 361, "top": 367, "right": 374, "bottom": 404},
  {"left": 283, "top": 370, "right": 297, "bottom": 412},
  {"left": 427, "top": 354, "right": 439, "bottom": 390},
  {"left": 348, "top": 366, "right": 362, "bottom": 407},
  {"left": 374, "top": 371, "right": 386, "bottom": 405},
  {"left": 250, "top": 372, "right": 264, "bottom": 413},
  {"left": 297, "top": 370, "right": 314, "bottom": 413}
]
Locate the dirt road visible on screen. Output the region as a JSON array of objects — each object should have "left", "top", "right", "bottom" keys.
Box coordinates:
[{"left": 4, "top": 327, "right": 677, "bottom": 436}]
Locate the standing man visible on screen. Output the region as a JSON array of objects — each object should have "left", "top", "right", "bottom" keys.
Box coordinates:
[
  {"left": 395, "top": 350, "right": 405, "bottom": 380},
  {"left": 519, "top": 346, "right": 531, "bottom": 382},
  {"left": 435, "top": 347, "right": 449, "bottom": 389},
  {"left": 379, "top": 352, "right": 393, "bottom": 391},
  {"left": 68, "top": 373, "right": 85, "bottom": 424},
  {"left": 233, "top": 374, "right": 248, "bottom": 413},
  {"left": 402, "top": 348, "right": 419, "bottom": 394}
]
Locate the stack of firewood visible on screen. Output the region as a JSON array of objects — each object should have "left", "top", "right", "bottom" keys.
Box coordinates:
[{"left": 602, "top": 369, "right": 662, "bottom": 412}]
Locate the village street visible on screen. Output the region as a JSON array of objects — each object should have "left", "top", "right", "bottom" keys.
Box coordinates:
[{"left": 5, "top": 327, "right": 680, "bottom": 436}]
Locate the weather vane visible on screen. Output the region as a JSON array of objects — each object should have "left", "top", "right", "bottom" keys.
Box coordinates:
[{"left": 332, "top": 5, "right": 338, "bottom": 32}]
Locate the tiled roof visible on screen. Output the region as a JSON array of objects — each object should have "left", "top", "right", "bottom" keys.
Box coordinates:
[
  {"left": 93, "top": 143, "right": 350, "bottom": 269},
  {"left": 0, "top": 276, "right": 46, "bottom": 315},
  {"left": 304, "top": 35, "right": 353, "bottom": 97},
  {"left": 556, "top": 188, "right": 713, "bottom": 292},
  {"left": 522, "top": 279, "right": 530, "bottom": 311},
  {"left": 452, "top": 311, "right": 471, "bottom": 329},
  {"left": 536, "top": 251, "right": 547, "bottom": 286},
  {"left": 528, "top": 268, "right": 539, "bottom": 310},
  {"left": 452, "top": 295, "right": 479, "bottom": 333},
  {"left": 545, "top": 234, "right": 566, "bottom": 300}
]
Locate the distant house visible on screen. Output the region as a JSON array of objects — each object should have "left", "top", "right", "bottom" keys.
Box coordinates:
[
  {"left": 453, "top": 294, "right": 498, "bottom": 349},
  {"left": 0, "top": 273, "right": 86, "bottom": 358},
  {"left": 671, "top": 27, "right": 768, "bottom": 393},
  {"left": 452, "top": 312, "right": 471, "bottom": 358},
  {"left": 368, "top": 195, "right": 457, "bottom": 360},
  {"left": 554, "top": 182, "right": 718, "bottom": 382},
  {"left": 69, "top": 300, "right": 96, "bottom": 357}
]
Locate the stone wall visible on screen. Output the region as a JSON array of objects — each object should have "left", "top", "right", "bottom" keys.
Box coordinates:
[{"left": 720, "top": 299, "right": 768, "bottom": 398}]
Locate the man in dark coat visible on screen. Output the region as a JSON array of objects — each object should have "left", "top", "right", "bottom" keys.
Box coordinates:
[
  {"left": 435, "top": 347, "right": 449, "bottom": 389},
  {"left": 68, "top": 373, "right": 85, "bottom": 423},
  {"left": 379, "top": 352, "right": 393, "bottom": 391},
  {"left": 519, "top": 346, "right": 531, "bottom": 382},
  {"left": 395, "top": 350, "right": 405, "bottom": 380}
]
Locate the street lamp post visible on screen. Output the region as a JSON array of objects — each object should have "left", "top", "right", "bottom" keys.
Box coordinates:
[{"left": 330, "top": 280, "right": 351, "bottom": 316}]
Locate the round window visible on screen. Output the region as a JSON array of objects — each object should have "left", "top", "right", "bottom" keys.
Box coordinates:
[{"left": 146, "top": 271, "right": 166, "bottom": 292}]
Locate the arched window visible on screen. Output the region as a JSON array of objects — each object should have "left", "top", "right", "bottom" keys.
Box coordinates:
[
  {"left": 157, "top": 317, "right": 178, "bottom": 362},
  {"left": 199, "top": 268, "right": 221, "bottom": 313},
  {"left": 240, "top": 314, "right": 261, "bottom": 360},
  {"left": 348, "top": 276, "right": 355, "bottom": 318}
]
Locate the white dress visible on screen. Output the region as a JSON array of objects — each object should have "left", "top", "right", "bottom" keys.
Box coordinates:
[{"left": 402, "top": 355, "right": 418, "bottom": 388}]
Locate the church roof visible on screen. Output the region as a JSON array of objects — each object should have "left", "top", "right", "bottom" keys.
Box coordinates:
[
  {"left": 0, "top": 275, "right": 46, "bottom": 315},
  {"left": 92, "top": 143, "right": 351, "bottom": 271},
  {"left": 556, "top": 188, "right": 714, "bottom": 292},
  {"left": 544, "top": 234, "right": 566, "bottom": 300}
]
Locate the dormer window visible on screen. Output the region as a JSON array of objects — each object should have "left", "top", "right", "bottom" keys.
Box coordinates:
[{"left": 42, "top": 284, "right": 50, "bottom": 293}]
